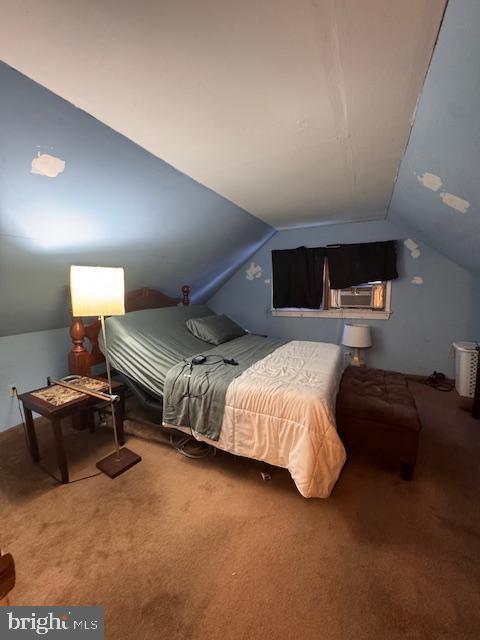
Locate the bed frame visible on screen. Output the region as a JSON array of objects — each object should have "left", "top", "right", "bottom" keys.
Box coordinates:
[{"left": 68, "top": 285, "right": 190, "bottom": 377}]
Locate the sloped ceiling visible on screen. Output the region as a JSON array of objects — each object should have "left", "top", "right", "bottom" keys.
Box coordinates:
[
  {"left": 388, "top": 0, "right": 480, "bottom": 274},
  {"left": 0, "top": 63, "right": 273, "bottom": 337},
  {"left": 0, "top": 0, "right": 446, "bottom": 229}
]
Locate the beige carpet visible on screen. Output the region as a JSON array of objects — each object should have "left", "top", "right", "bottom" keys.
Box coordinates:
[{"left": 1, "top": 382, "right": 479, "bottom": 640}]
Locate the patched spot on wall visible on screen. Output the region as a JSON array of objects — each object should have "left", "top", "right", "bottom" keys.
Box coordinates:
[
  {"left": 404, "top": 238, "right": 421, "bottom": 259},
  {"left": 411, "top": 276, "right": 424, "bottom": 285},
  {"left": 440, "top": 192, "right": 470, "bottom": 214},
  {"left": 31, "top": 152, "right": 65, "bottom": 178},
  {"left": 416, "top": 171, "right": 443, "bottom": 191},
  {"left": 245, "top": 262, "right": 262, "bottom": 281}
]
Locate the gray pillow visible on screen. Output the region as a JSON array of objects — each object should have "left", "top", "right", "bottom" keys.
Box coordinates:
[{"left": 186, "top": 314, "right": 246, "bottom": 345}]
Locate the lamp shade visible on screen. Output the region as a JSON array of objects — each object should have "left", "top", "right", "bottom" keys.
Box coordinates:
[
  {"left": 342, "top": 324, "right": 372, "bottom": 348},
  {"left": 70, "top": 265, "right": 125, "bottom": 317}
]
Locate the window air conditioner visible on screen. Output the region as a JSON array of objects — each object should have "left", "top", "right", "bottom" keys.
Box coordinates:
[{"left": 330, "top": 283, "right": 385, "bottom": 310}]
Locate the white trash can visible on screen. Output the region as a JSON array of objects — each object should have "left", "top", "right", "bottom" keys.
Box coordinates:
[{"left": 453, "top": 342, "right": 479, "bottom": 398}]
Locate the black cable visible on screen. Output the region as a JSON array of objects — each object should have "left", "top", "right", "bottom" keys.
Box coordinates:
[
  {"left": 426, "top": 371, "right": 454, "bottom": 392},
  {"left": 182, "top": 361, "right": 223, "bottom": 436},
  {"left": 167, "top": 354, "right": 235, "bottom": 456},
  {"left": 16, "top": 393, "right": 102, "bottom": 484},
  {"left": 169, "top": 356, "right": 235, "bottom": 414},
  {"left": 17, "top": 395, "right": 33, "bottom": 459},
  {"left": 169, "top": 431, "right": 214, "bottom": 459}
]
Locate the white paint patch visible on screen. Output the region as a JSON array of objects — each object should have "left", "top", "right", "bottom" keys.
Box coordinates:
[
  {"left": 245, "top": 262, "right": 262, "bottom": 281},
  {"left": 31, "top": 152, "right": 65, "bottom": 178},
  {"left": 416, "top": 172, "right": 442, "bottom": 191},
  {"left": 404, "top": 238, "right": 421, "bottom": 259},
  {"left": 440, "top": 191, "right": 470, "bottom": 214},
  {"left": 264, "top": 279, "right": 270, "bottom": 284},
  {"left": 411, "top": 276, "right": 423, "bottom": 285}
]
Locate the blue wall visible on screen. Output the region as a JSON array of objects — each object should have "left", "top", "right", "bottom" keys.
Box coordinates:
[
  {"left": 0, "top": 61, "right": 273, "bottom": 337},
  {"left": 0, "top": 328, "right": 70, "bottom": 430},
  {"left": 209, "top": 220, "right": 479, "bottom": 376},
  {"left": 388, "top": 0, "right": 480, "bottom": 273}
]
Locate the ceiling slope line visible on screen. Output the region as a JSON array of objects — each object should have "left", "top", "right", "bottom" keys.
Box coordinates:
[
  {"left": 309, "top": 0, "right": 356, "bottom": 216},
  {"left": 194, "top": 226, "right": 277, "bottom": 303},
  {"left": 330, "top": 0, "right": 357, "bottom": 208},
  {"left": 384, "top": 0, "right": 450, "bottom": 222}
]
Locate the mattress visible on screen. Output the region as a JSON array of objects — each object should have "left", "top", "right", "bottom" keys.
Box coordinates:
[
  {"left": 105, "top": 307, "right": 346, "bottom": 497},
  {"left": 104, "top": 305, "right": 215, "bottom": 395},
  {"left": 165, "top": 340, "right": 346, "bottom": 498}
]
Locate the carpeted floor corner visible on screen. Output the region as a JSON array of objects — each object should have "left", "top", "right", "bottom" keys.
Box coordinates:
[{"left": 1, "top": 382, "right": 479, "bottom": 640}]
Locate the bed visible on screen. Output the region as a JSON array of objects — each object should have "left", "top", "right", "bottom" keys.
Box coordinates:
[{"left": 68, "top": 286, "right": 346, "bottom": 498}]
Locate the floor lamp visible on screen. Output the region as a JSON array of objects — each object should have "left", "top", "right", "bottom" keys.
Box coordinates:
[{"left": 70, "top": 265, "right": 141, "bottom": 478}]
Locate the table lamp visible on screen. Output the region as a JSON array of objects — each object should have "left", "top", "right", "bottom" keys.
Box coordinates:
[
  {"left": 342, "top": 323, "right": 372, "bottom": 367},
  {"left": 70, "top": 265, "right": 141, "bottom": 478}
]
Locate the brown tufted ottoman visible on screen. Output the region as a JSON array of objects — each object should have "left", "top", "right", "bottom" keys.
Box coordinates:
[{"left": 336, "top": 367, "right": 422, "bottom": 480}]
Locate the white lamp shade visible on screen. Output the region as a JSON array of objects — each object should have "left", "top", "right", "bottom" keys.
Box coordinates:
[
  {"left": 342, "top": 324, "right": 372, "bottom": 348},
  {"left": 70, "top": 265, "right": 125, "bottom": 317}
]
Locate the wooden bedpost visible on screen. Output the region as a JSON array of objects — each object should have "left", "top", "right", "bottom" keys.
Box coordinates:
[
  {"left": 68, "top": 317, "right": 91, "bottom": 376},
  {"left": 182, "top": 285, "right": 190, "bottom": 306}
]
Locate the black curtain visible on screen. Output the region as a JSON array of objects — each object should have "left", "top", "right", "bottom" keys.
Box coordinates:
[
  {"left": 326, "top": 240, "right": 398, "bottom": 289},
  {"left": 272, "top": 246, "right": 325, "bottom": 309}
]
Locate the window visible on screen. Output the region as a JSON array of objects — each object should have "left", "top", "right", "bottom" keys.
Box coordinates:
[{"left": 272, "top": 258, "right": 392, "bottom": 320}]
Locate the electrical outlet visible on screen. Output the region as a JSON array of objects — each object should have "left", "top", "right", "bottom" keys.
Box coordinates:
[{"left": 8, "top": 384, "right": 17, "bottom": 398}]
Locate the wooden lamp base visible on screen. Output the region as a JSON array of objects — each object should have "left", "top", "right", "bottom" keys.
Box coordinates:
[{"left": 96, "top": 447, "right": 142, "bottom": 478}]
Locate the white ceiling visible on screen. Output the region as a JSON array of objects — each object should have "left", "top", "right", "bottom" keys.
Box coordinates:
[{"left": 0, "top": 0, "right": 446, "bottom": 228}]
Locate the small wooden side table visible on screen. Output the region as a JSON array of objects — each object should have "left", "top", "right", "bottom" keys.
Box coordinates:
[{"left": 18, "top": 378, "right": 125, "bottom": 484}]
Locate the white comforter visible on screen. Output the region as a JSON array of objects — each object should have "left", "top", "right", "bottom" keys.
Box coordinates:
[{"left": 164, "top": 341, "right": 346, "bottom": 498}]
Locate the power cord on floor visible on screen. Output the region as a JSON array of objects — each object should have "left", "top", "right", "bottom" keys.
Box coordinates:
[
  {"left": 98, "top": 405, "right": 214, "bottom": 460},
  {"left": 15, "top": 391, "right": 102, "bottom": 484},
  {"left": 169, "top": 431, "right": 215, "bottom": 459},
  {"left": 425, "top": 371, "right": 454, "bottom": 392}
]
